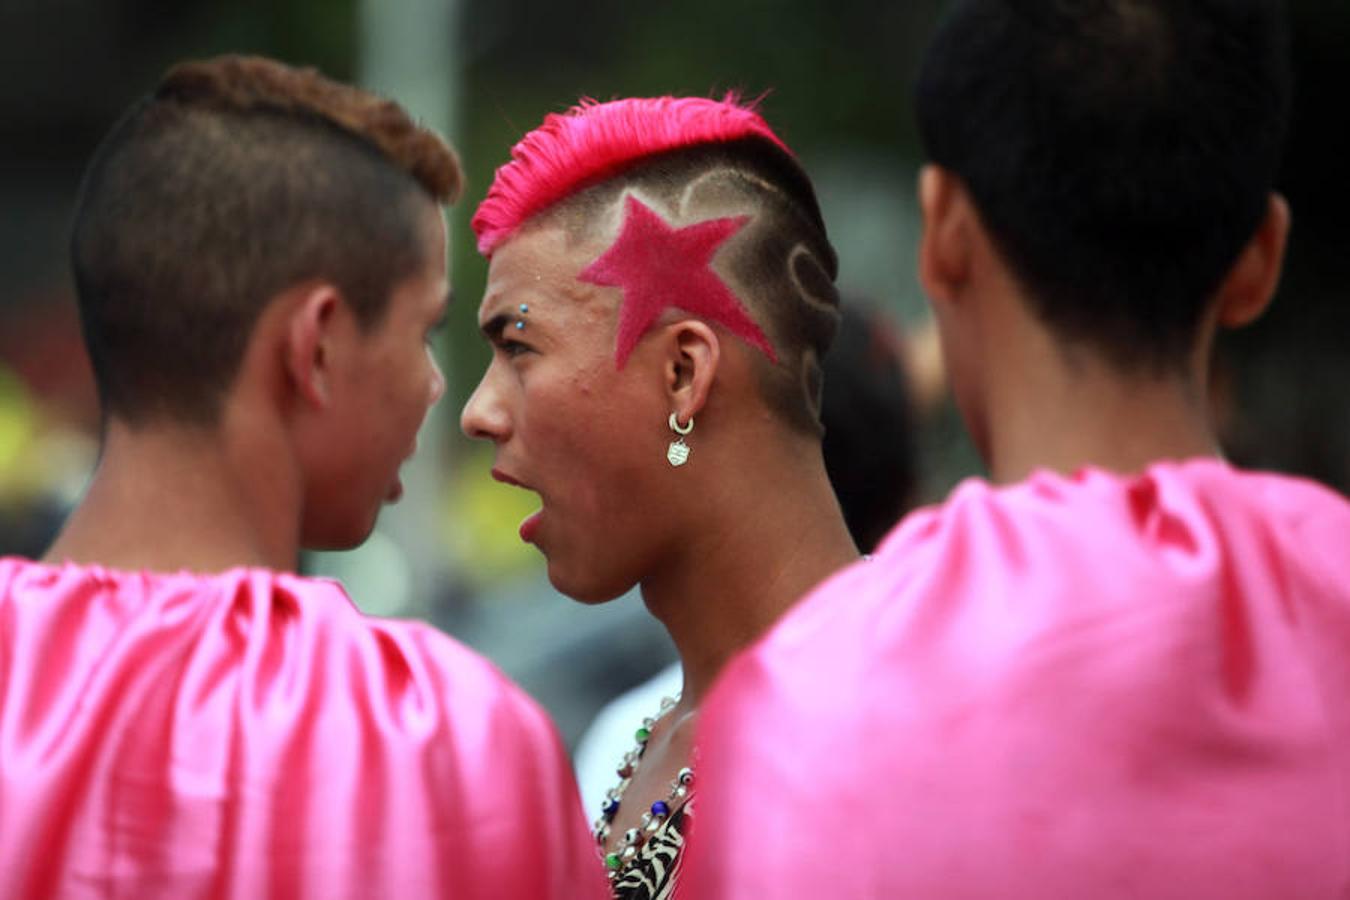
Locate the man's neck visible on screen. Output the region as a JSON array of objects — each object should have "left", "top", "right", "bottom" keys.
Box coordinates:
[
  {"left": 640, "top": 448, "right": 860, "bottom": 705},
  {"left": 44, "top": 418, "right": 302, "bottom": 574},
  {"left": 984, "top": 334, "right": 1221, "bottom": 484}
]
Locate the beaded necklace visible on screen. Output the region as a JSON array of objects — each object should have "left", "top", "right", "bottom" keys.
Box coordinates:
[{"left": 592, "top": 693, "right": 695, "bottom": 882}]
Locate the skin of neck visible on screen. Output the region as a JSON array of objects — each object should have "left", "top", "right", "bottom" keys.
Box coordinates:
[
  {"left": 44, "top": 399, "right": 304, "bottom": 574},
  {"left": 637, "top": 375, "right": 860, "bottom": 707},
  {"left": 965, "top": 259, "right": 1222, "bottom": 485}
]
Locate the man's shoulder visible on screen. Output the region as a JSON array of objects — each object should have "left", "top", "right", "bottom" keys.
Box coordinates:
[
  {"left": 767, "top": 458, "right": 1350, "bottom": 657},
  {"left": 0, "top": 559, "right": 555, "bottom": 747},
  {"left": 244, "top": 570, "right": 559, "bottom": 743},
  {"left": 875, "top": 457, "right": 1350, "bottom": 567}
]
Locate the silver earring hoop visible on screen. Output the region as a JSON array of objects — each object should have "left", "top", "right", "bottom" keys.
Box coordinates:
[{"left": 666, "top": 413, "right": 694, "bottom": 466}]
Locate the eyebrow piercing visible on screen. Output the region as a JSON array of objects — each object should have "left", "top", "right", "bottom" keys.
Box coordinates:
[{"left": 515, "top": 303, "right": 529, "bottom": 330}]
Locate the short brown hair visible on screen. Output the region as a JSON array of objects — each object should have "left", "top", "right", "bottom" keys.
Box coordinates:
[{"left": 71, "top": 55, "right": 462, "bottom": 426}]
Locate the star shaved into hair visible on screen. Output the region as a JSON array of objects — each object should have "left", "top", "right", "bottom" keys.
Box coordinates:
[{"left": 579, "top": 195, "right": 778, "bottom": 368}]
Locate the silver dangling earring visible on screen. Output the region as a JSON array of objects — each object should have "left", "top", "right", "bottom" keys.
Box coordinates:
[{"left": 666, "top": 412, "right": 694, "bottom": 467}]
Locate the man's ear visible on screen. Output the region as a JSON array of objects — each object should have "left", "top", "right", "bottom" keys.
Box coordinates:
[
  {"left": 918, "top": 164, "right": 975, "bottom": 307},
  {"left": 663, "top": 319, "right": 720, "bottom": 425},
  {"left": 284, "top": 283, "right": 343, "bottom": 409},
  {"left": 1215, "top": 192, "right": 1291, "bottom": 329}
]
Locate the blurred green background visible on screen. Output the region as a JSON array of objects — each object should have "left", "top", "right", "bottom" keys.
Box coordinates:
[{"left": 2, "top": 0, "right": 1347, "bottom": 743}]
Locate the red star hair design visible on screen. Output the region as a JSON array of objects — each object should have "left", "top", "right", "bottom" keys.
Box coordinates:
[{"left": 579, "top": 195, "right": 776, "bottom": 368}]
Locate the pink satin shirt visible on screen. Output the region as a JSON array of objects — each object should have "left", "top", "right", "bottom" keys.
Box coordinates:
[
  {"left": 0, "top": 560, "right": 606, "bottom": 899},
  {"left": 684, "top": 460, "right": 1350, "bottom": 899}
]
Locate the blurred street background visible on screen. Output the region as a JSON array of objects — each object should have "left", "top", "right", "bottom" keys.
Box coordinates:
[{"left": 2, "top": 0, "right": 1347, "bottom": 746}]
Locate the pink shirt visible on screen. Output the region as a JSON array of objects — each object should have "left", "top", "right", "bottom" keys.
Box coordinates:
[
  {"left": 0, "top": 560, "right": 606, "bottom": 899},
  {"left": 684, "top": 460, "right": 1350, "bottom": 899}
]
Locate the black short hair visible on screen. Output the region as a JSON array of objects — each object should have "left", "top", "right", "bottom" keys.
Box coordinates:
[
  {"left": 916, "top": 0, "right": 1292, "bottom": 369},
  {"left": 70, "top": 56, "right": 461, "bottom": 426}
]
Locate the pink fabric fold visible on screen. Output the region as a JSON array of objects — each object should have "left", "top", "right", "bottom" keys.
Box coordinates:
[
  {"left": 684, "top": 459, "right": 1350, "bottom": 899},
  {"left": 0, "top": 561, "right": 606, "bottom": 899}
]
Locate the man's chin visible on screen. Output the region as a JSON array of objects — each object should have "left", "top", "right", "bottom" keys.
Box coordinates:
[
  {"left": 301, "top": 517, "right": 379, "bottom": 554},
  {"left": 547, "top": 565, "right": 633, "bottom": 606}
]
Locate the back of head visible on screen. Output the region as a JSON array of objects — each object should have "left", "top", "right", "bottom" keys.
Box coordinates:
[
  {"left": 473, "top": 97, "right": 841, "bottom": 435},
  {"left": 916, "top": 0, "right": 1291, "bottom": 370},
  {"left": 71, "top": 55, "right": 462, "bottom": 427}
]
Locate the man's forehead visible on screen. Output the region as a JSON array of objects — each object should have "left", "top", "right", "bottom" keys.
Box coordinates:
[{"left": 478, "top": 227, "right": 601, "bottom": 319}]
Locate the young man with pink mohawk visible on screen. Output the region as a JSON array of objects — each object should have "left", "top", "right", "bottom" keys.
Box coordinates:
[
  {"left": 462, "top": 96, "right": 859, "bottom": 898},
  {"left": 683, "top": 1, "right": 1350, "bottom": 897}
]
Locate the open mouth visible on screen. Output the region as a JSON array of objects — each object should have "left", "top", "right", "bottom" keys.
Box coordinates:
[
  {"left": 519, "top": 509, "right": 543, "bottom": 542},
  {"left": 492, "top": 468, "right": 544, "bottom": 543},
  {"left": 385, "top": 445, "right": 419, "bottom": 504}
]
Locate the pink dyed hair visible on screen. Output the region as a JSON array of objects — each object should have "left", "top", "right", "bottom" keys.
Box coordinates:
[{"left": 471, "top": 95, "right": 792, "bottom": 256}]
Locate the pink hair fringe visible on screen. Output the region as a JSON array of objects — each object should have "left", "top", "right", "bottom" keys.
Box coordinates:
[{"left": 471, "top": 95, "right": 791, "bottom": 256}]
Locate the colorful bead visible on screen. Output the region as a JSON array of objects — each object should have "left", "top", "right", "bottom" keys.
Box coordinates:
[
  {"left": 519, "top": 303, "right": 529, "bottom": 313},
  {"left": 514, "top": 320, "right": 525, "bottom": 330},
  {"left": 592, "top": 693, "right": 688, "bottom": 882}
]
